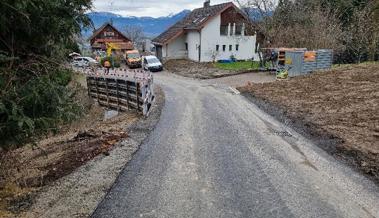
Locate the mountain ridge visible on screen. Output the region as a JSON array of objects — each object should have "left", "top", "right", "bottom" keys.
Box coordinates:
[
  {"left": 83, "top": 8, "right": 265, "bottom": 39},
  {"left": 84, "top": 10, "right": 191, "bottom": 38}
]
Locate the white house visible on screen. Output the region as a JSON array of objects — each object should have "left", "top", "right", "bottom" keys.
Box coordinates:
[{"left": 152, "top": 1, "right": 259, "bottom": 62}]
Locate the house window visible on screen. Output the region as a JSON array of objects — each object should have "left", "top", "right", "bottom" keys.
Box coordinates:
[
  {"left": 236, "top": 44, "right": 239, "bottom": 51},
  {"left": 185, "top": 43, "right": 188, "bottom": 51},
  {"left": 216, "top": 45, "right": 219, "bottom": 51},
  {"left": 104, "top": 31, "right": 115, "bottom": 37},
  {"left": 229, "top": 45, "right": 232, "bottom": 51},
  {"left": 235, "top": 24, "right": 243, "bottom": 35},
  {"left": 220, "top": 25, "right": 228, "bottom": 36},
  {"left": 222, "top": 45, "right": 226, "bottom": 51}
]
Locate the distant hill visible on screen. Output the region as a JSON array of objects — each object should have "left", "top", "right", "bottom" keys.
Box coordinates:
[
  {"left": 83, "top": 10, "right": 191, "bottom": 38},
  {"left": 82, "top": 8, "right": 267, "bottom": 39}
]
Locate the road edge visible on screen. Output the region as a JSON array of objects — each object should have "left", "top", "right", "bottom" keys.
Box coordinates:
[{"left": 88, "top": 84, "right": 165, "bottom": 217}]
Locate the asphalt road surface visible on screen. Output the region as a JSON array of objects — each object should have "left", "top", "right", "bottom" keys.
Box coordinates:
[{"left": 93, "top": 73, "right": 379, "bottom": 218}]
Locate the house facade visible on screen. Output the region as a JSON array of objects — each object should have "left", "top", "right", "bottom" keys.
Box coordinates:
[
  {"left": 152, "top": 1, "right": 259, "bottom": 62},
  {"left": 89, "top": 23, "right": 134, "bottom": 53}
]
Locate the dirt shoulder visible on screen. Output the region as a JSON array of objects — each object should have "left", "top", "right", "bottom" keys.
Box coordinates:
[
  {"left": 238, "top": 63, "right": 379, "bottom": 183},
  {"left": 164, "top": 59, "right": 257, "bottom": 79},
  {"left": 0, "top": 73, "right": 164, "bottom": 217},
  {"left": 207, "top": 72, "right": 275, "bottom": 87}
]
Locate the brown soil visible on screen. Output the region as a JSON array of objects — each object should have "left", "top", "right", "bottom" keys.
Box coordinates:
[
  {"left": 0, "top": 73, "right": 140, "bottom": 217},
  {"left": 164, "top": 59, "right": 247, "bottom": 79},
  {"left": 238, "top": 63, "right": 379, "bottom": 183}
]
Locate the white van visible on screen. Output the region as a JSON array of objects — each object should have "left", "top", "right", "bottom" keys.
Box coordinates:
[
  {"left": 143, "top": 56, "right": 163, "bottom": 72},
  {"left": 72, "top": 57, "right": 98, "bottom": 68}
]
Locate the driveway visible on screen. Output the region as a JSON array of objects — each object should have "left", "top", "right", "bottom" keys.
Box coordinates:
[{"left": 92, "top": 73, "right": 379, "bottom": 218}]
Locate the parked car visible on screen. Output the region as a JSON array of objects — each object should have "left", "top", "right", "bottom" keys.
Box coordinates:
[
  {"left": 72, "top": 57, "right": 99, "bottom": 68},
  {"left": 143, "top": 56, "right": 163, "bottom": 72},
  {"left": 126, "top": 50, "right": 142, "bottom": 68}
]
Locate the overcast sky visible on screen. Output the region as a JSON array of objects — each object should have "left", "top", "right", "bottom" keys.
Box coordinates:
[{"left": 92, "top": 0, "right": 232, "bottom": 17}]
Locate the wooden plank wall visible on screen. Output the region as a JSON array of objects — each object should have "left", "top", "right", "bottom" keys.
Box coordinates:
[{"left": 86, "top": 74, "right": 154, "bottom": 116}]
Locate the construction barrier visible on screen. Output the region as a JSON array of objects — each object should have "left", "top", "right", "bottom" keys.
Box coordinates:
[
  {"left": 284, "top": 49, "right": 333, "bottom": 77},
  {"left": 86, "top": 69, "right": 154, "bottom": 116}
]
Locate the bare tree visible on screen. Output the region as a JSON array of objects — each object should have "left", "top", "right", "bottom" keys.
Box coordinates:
[
  {"left": 235, "top": 0, "right": 378, "bottom": 63},
  {"left": 123, "top": 25, "right": 146, "bottom": 49},
  {"left": 235, "top": 0, "right": 276, "bottom": 46},
  {"left": 275, "top": 7, "right": 344, "bottom": 51},
  {"left": 345, "top": 3, "right": 377, "bottom": 63}
]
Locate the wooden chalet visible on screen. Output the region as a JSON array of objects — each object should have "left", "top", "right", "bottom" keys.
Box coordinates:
[{"left": 89, "top": 22, "right": 134, "bottom": 53}]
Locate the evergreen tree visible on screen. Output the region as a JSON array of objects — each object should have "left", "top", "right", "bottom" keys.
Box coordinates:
[{"left": 0, "top": 0, "right": 93, "bottom": 147}]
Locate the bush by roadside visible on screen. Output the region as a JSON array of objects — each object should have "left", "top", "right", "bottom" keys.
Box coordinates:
[
  {"left": 0, "top": 66, "right": 84, "bottom": 148},
  {"left": 0, "top": 86, "right": 164, "bottom": 218},
  {"left": 0, "top": 0, "right": 92, "bottom": 149},
  {"left": 0, "top": 92, "right": 139, "bottom": 217},
  {"left": 238, "top": 62, "right": 379, "bottom": 183}
]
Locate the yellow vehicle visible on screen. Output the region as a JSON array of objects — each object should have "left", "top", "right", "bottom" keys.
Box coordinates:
[
  {"left": 100, "top": 42, "right": 122, "bottom": 68},
  {"left": 126, "top": 50, "right": 142, "bottom": 68},
  {"left": 106, "top": 42, "right": 120, "bottom": 57}
]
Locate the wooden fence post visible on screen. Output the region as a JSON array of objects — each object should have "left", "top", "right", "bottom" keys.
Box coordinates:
[
  {"left": 95, "top": 77, "right": 100, "bottom": 104},
  {"left": 116, "top": 79, "right": 120, "bottom": 111},
  {"left": 105, "top": 78, "right": 109, "bottom": 107},
  {"left": 126, "top": 82, "right": 130, "bottom": 110},
  {"left": 136, "top": 82, "right": 139, "bottom": 112}
]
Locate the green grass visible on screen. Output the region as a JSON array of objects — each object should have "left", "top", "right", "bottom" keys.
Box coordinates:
[{"left": 214, "top": 61, "right": 263, "bottom": 71}]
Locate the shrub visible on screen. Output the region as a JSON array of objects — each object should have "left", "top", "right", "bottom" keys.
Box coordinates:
[
  {"left": 0, "top": 66, "right": 83, "bottom": 149},
  {"left": 0, "top": 0, "right": 92, "bottom": 149},
  {"left": 101, "top": 56, "right": 121, "bottom": 68}
]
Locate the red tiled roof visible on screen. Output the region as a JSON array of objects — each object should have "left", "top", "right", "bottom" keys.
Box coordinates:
[{"left": 153, "top": 2, "right": 238, "bottom": 45}]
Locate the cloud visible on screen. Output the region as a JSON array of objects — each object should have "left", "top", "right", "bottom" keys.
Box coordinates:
[{"left": 92, "top": 0, "right": 231, "bottom": 17}]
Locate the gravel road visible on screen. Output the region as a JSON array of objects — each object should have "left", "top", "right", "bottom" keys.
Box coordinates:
[{"left": 92, "top": 72, "right": 379, "bottom": 218}]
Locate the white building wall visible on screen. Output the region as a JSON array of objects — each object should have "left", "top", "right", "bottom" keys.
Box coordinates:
[
  {"left": 186, "top": 31, "right": 200, "bottom": 61},
  {"left": 162, "top": 45, "right": 167, "bottom": 58},
  {"left": 200, "top": 14, "right": 258, "bottom": 62},
  {"left": 164, "top": 34, "right": 187, "bottom": 59}
]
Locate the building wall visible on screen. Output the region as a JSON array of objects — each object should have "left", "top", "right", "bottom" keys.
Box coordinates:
[
  {"left": 160, "top": 31, "right": 200, "bottom": 61},
  {"left": 90, "top": 24, "right": 130, "bottom": 51},
  {"left": 164, "top": 34, "right": 187, "bottom": 60},
  {"left": 200, "top": 14, "right": 258, "bottom": 62},
  {"left": 186, "top": 31, "right": 200, "bottom": 61},
  {"left": 160, "top": 13, "right": 258, "bottom": 62},
  {"left": 162, "top": 45, "right": 167, "bottom": 58}
]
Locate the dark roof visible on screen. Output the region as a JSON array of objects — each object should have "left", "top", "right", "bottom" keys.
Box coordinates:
[
  {"left": 88, "top": 22, "right": 131, "bottom": 42},
  {"left": 153, "top": 2, "right": 238, "bottom": 45}
]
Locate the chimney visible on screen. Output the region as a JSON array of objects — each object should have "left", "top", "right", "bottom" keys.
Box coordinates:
[{"left": 204, "top": 0, "right": 210, "bottom": 7}]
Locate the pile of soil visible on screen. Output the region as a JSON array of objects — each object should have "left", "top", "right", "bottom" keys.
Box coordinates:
[
  {"left": 238, "top": 63, "right": 379, "bottom": 183},
  {"left": 164, "top": 59, "right": 246, "bottom": 79}
]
